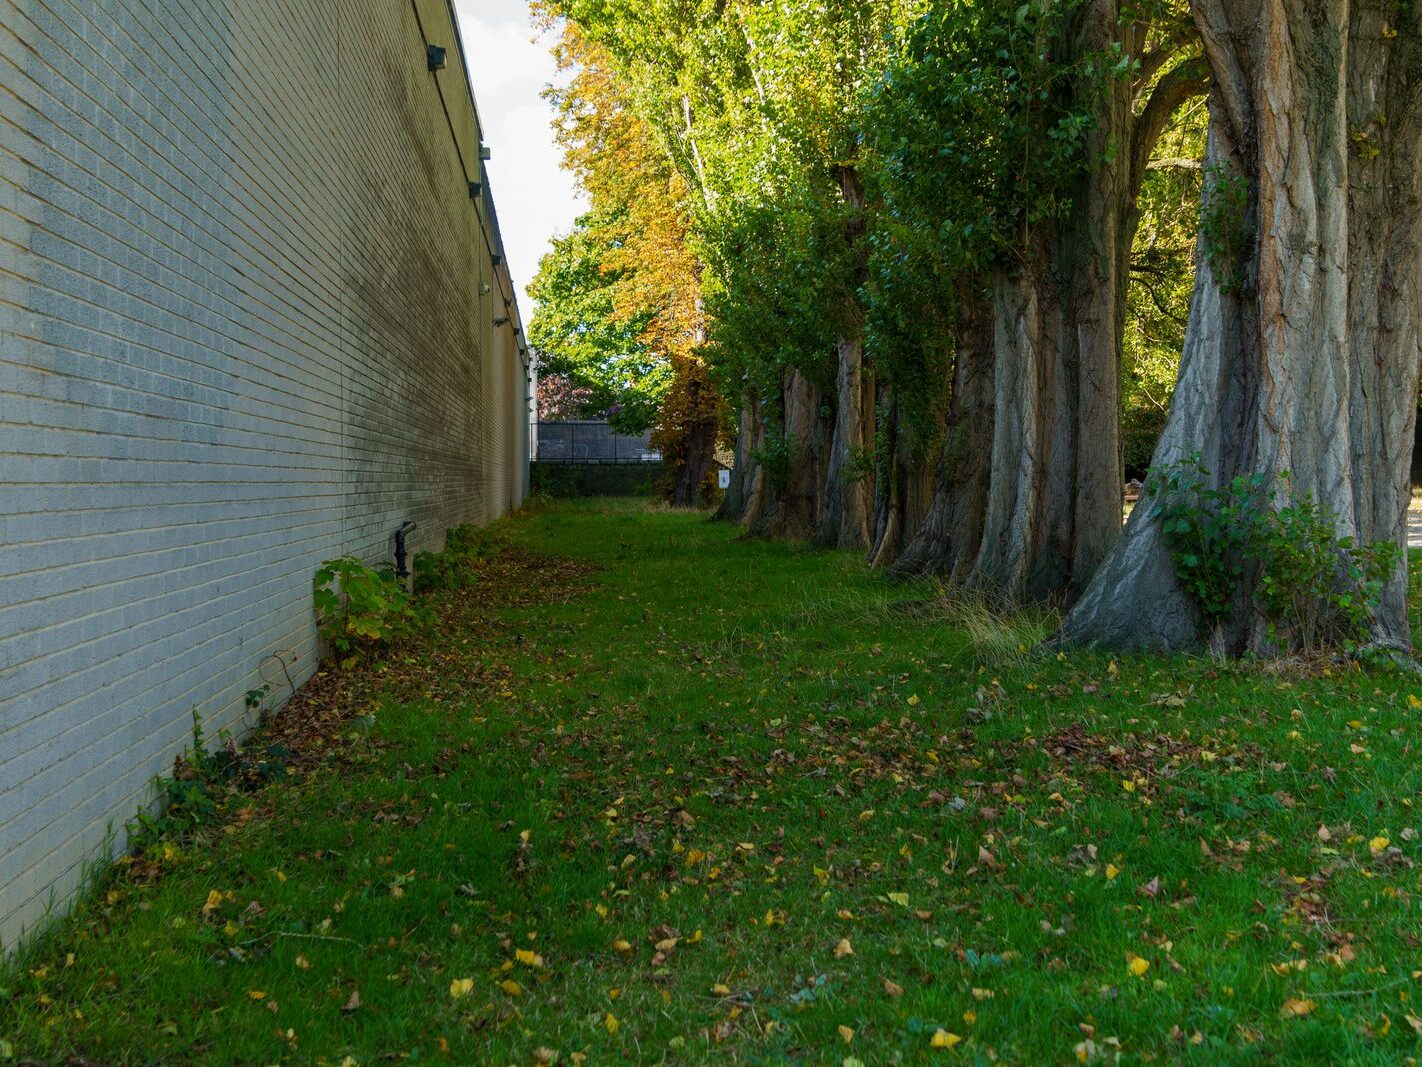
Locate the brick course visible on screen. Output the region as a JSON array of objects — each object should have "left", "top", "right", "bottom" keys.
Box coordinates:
[{"left": 0, "top": 0, "right": 530, "bottom": 951}]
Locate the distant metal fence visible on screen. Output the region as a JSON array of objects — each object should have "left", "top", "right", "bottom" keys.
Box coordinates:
[{"left": 535, "top": 420, "right": 661, "bottom": 464}]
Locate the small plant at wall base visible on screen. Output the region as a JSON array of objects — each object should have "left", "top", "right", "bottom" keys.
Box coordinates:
[
  {"left": 1148, "top": 455, "right": 1399, "bottom": 655},
  {"left": 412, "top": 523, "right": 500, "bottom": 593},
  {"left": 127, "top": 710, "right": 291, "bottom": 849},
  {"left": 313, "top": 557, "right": 420, "bottom": 663}
]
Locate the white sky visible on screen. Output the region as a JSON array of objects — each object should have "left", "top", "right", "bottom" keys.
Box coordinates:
[{"left": 456, "top": 0, "right": 586, "bottom": 308}]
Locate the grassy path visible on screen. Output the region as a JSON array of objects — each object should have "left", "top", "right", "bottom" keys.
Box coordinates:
[{"left": 5, "top": 500, "right": 1422, "bottom": 1064}]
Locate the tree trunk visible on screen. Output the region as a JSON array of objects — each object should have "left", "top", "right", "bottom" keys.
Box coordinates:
[
  {"left": 1061, "top": 0, "right": 1422, "bottom": 652},
  {"left": 816, "top": 334, "right": 874, "bottom": 548},
  {"left": 891, "top": 289, "right": 996, "bottom": 580},
  {"left": 816, "top": 165, "right": 875, "bottom": 550},
  {"left": 969, "top": 8, "right": 1136, "bottom": 602},
  {"left": 966, "top": 6, "right": 1206, "bottom": 603},
  {"left": 715, "top": 393, "right": 757, "bottom": 523},
  {"left": 751, "top": 368, "right": 827, "bottom": 541},
  {"left": 664, "top": 356, "right": 721, "bottom": 508},
  {"left": 868, "top": 387, "right": 935, "bottom": 569}
]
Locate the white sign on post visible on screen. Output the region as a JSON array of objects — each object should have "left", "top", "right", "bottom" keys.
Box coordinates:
[{"left": 718, "top": 469, "right": 731, "bottom": 490}]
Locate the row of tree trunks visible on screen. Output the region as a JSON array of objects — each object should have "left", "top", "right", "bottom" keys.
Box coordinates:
[{"left": 1062, "top": 0, "right": 1422, "bottom": 652}]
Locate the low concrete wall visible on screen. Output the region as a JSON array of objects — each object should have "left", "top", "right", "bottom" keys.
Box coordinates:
[{"left": 532, "top": 462, "right": 665, "bottom": 498}]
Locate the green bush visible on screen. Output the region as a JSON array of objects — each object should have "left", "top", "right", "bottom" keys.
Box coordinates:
[
  {"left": 1149, "top": 455, "right": 1399, "bottom": 654},
  {"left": 313, "top": 556, "right": 419, "bottom": 659},
  {"left": 412, "top": 524, "right": 497, "bottom": 593}
]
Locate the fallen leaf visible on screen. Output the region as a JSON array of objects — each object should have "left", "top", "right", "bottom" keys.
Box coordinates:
[
  {"left": 931, "top": 1029, "right": 962, "bottom": 1048},
  {"left": 834, "top": 938, "right": 854, "bottom": 959},
  {"left": 449, "top": 978, "right": 475, "bottom": 999}
]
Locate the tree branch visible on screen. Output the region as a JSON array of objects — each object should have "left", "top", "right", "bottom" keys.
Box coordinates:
[{"left": 1131, "top": 55, "right": 1210, "bottom": 194}]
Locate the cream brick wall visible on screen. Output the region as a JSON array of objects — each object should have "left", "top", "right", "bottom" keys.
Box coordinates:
[{"left": 0, "top": 0, "right": 530, "bottom": 951}]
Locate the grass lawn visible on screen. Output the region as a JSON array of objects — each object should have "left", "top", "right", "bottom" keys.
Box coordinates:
[{"left": 6, "top": 498, "right": 1422, "bottom": 1065}]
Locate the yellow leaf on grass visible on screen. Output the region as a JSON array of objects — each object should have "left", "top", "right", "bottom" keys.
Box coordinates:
[
  {"left": 498, "top": 979, "right": 523, "bottom": 996},
  {"left": 449, "top": 978, "right": 475, "bottom": 999},
  {"left": 1282, "top": 997, "right": 1316, "bottom": 1017},
  {"left": 202, "top": 889, "right": 225, "bottom": 915},
  {"left": 882, "top": 978, "right": 904, "bottom": 997},
  {"left": 515, "top": 949, "right": 544, "bottom": 967},
  {"left": 1370, "top": 835, "right": 1390, "bottom": 854},
  {"left": 1128, "top": 956, "right": 1150, "bottom": 977},
  {"left": 838, "top": 1024, "right": 855, "bottom": 1043},
  {"left": 604, "top": 1012, "right": 620, "bottom": 1034},
  {"left": 612, "top": 938, "right": 632, "bottom": 954},
  {"left": 1105, "top": 864, "right": 1121, "bottom": 881},
  {"left": 931, "top": 1029, "right": 962, "bottom": 1048},
  {"left": 247, "top": 990, "right": 266, "bottom": 1000},
  {"left": 834, "top": 938, "right": 854, "bottom": 959}
]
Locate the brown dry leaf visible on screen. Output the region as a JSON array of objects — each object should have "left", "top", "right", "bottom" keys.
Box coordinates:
[
  {"left": 882, "top": 978, "right": 904, "bottom": 997},
  {"left": 834, "top": 938, "right": 854, "bottom": 959}
]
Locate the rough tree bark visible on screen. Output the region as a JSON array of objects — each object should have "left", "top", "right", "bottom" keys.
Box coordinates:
[
  {"left": 815, "top": 165, "right": 876, "bottom": 551},
  {"left": 715, "top": 393, "right": 758, "bottom": 523},
  {"left": 749, "top": 368, "right": 829, "bottom": 541},
  {"left": 867, "top": 387, "right": 936, "bottom": 569},
  {"left": 890, "top": 289, "right": 996, "bottom": 579},
  {"left": 967, "top": 6, "right": 1207, "bottom": 602},
  {"left": 1060, "top": 0, "right": 1422, "bottom": 652}
]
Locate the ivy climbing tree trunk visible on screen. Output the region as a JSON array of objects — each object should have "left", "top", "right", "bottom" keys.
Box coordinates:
[
  {"left": 1060, "top": 0, "right": 1422, "bottom": 652},
  {"left": 967, "top": 5, "right": 1206, "bottom": 602}
]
